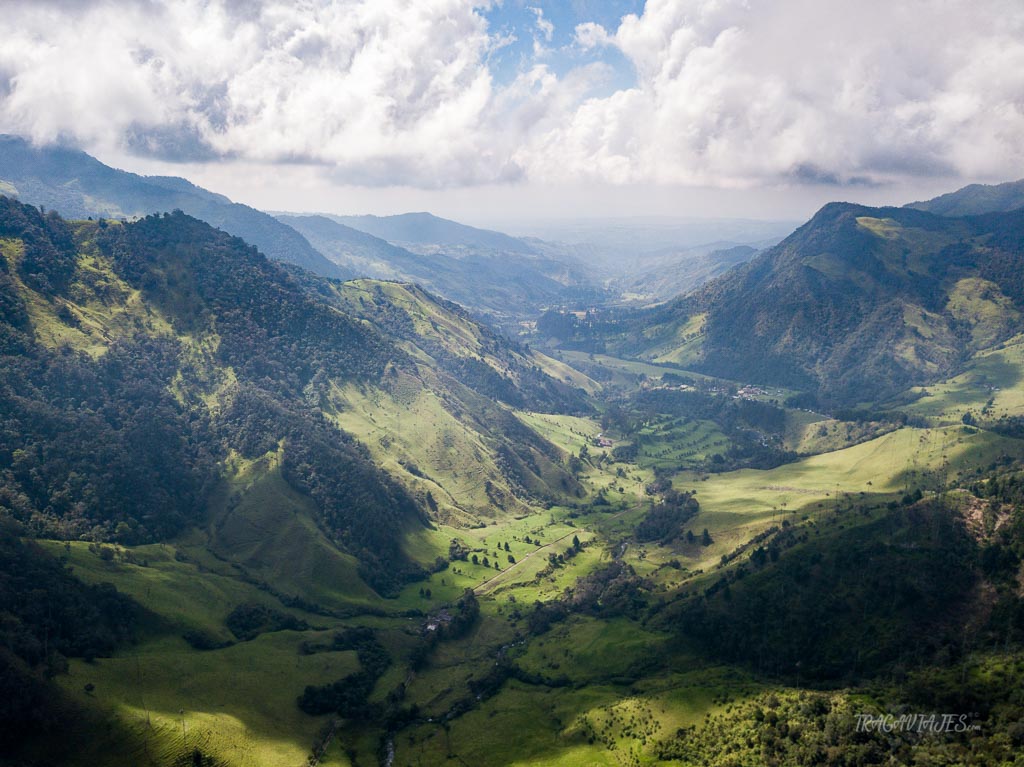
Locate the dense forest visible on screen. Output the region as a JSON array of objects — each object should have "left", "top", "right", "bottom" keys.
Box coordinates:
[
  {"left": 661, "top": 499, "right": 1016, "bottom": 681},
  {"left": 0, "top": 199, "right": 429, "bottom": 593},
  {"left": 0, "top": 522, "right": 140, "bottom": 748}
]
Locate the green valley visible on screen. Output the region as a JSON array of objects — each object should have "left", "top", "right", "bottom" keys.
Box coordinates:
[
  {"left": 5, "top": 4, "right": 1024, "bottom": 765},
  {"left": 5, "top": 181, "right": 1024, "bottom": 767}
]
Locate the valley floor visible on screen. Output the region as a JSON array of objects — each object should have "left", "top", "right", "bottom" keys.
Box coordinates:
[{"left": 23, "top": 347, "right": 1024, "bottom": 766}]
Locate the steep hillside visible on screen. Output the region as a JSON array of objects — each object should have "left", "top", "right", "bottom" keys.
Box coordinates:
[
  {"left": 908, "top": 178, "right": 1024, "bottom": 216},
  {"left": 699, "top": 204, "right": 1024, "bottom": 402},
  {"left": 286, "top": 273, "right": 591, "bottom": 521},
  {"left": 0, "top": 197, "right": 585, "bottom": 595},
  {"left": 558, "top": 203, "right": 1024, "bottom": 404},
  {"left": 0, "top": 196, "right": 423, "bottom": 594},
  {"left": 0, "top": 135, "right": 346, "bottom": 278}
]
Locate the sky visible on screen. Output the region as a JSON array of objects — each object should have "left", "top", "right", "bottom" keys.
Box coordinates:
[{"left": 1, "top": 0, "right": 1024, "bottom": 226}]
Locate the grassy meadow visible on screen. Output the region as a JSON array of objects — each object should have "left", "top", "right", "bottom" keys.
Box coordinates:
[{"left": 21, "top": 333, "right": 1024, "bottom": 767}]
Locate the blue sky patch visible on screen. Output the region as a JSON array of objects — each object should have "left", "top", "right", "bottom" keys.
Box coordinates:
[{"left": 481, "top": 0, "right": 643, "bottom": 92}]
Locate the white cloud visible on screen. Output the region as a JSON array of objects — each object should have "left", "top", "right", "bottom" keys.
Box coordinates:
[
  {"left": 528, "top": 6, "right": 554, "bottom": 42},
  {"left": 1, "top": 0, "right": 1023, "bottom": 189},
  {"left": 518, "top": 0, "right": 1024, "bottom": 187},
  {"left": 0, "top": 0, "right": 504, "bottom": 185},
  {"left": 574, "top": 22, "right": 611, "bottom": 50},
  {"left": 526, "top": 5, "right": 555, "bottom": 58}
]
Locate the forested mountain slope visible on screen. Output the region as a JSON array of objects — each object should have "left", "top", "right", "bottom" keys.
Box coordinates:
[
  {"left": 569, "top": 202, "right": 1024, "bottom": 405},
  {"left": 907, "top": 178, "right": 1024, "bottom": 217},
  {"left": 0, "top": 135, "right": 346, "bottom": 278},
  {"left": 0, "top": 196, "right": 598, "bottom": 762},
  {"left": 0, "top": 197, "right": 585, "bottom": 595}
]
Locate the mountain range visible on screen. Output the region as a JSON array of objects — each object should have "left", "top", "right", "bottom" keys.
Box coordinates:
[
  {"left": 328, "top": 211, "right": 536, "bottom": 254},
  {"left": 541, "top": 190, "right": 1024, "bottom": 405},
  {"left": 278, "top": 213, "right": 601, "bottom": 322},
  {"left": 0, "top": 197, "right": 590, "bottom": 591},
  {"left": 5, "top": 139, "right": 1024, "bottom": 767},
  {"left": 0, "top": 136, "right": 797, "bottom": 319},
  {"left": 0, "top": 135, "right": 347, "bottom": 279}
]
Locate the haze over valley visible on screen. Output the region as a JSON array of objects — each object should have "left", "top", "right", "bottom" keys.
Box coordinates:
[{"left": 3, "top": 3, "right": 1024, "bottom": 767}]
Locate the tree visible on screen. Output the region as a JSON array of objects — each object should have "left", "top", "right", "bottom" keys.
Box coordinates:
[{"left": 701, "top": 528, "right": 713, "bottom": 546}]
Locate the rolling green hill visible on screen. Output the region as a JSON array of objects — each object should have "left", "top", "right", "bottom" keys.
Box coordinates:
[
  {"left": 0, "top": 197, "right": 588, "bottom": 592},
  {"left": 0, "top": 196, "right": 426, "bottom": 594}
]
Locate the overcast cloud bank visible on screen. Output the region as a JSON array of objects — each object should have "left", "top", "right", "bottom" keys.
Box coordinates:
[{"left": 1, "top": 0, "right": 1023, "bottom": 192}]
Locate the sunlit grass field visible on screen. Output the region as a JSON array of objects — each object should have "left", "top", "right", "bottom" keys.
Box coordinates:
[{"left": 22, "top": 321, "right": 1024, "bottom": 767}]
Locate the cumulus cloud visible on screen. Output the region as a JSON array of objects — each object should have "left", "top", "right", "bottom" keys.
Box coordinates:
[
  {"left": 574, "top": 21, "right": 612, "bottom": 50},
  {"left": 1, "top": 0, "right": 1023, "bottom": 189},
  {"left": 525, "top": 0, "right": 1024, "bottom": 186},
  {"left": 528, "top": 6, "right": 554, "bottom": 42},
  {"left": 0, "top": 0, "right": 504, "bottom": 185}
]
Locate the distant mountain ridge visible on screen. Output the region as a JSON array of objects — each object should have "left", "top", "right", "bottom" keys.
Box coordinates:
[
  {"left": 276, "top": 213, "right": 419, "bottom": 279},
  {"left": 907, "top": 178, "right": 1024, "bottom": 217},
  {"left": 556, "top": 197, "right": 1024, "bottom": 405},
  {"left": 610, "top": 243, "right": 760, "bottom": 305},
  {"left": 0, "top": 135, "right": 347, "bottom": 279},
  {"left": 279, "top": 212, "right": 604, "bottom": 321},
  {"left": 0, "top": 136, "right": 786, "bottom": 316},
  {"left": 330, "top": 211, "right": 535, "bottom": 254}
]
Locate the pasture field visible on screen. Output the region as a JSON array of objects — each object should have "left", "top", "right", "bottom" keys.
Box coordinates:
[
  {"left": 633, "top": 416, "right": 730, "bottom": 470},
  {"left": 33, "top": 539, "right": 361, "bottom": 766},
  {"left": 60, "top": 633, "right": 358, "bottom": 767},
  {"left": 665, "top": 424, "right": 1024, "bottom": 571},
  {"left": 25, "top": 345, "right": 1024, "bottom": 767},
  {"left": 902, "top": 333, "right": 1024, "bottom": 423}
]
